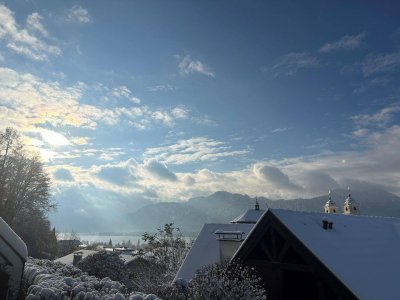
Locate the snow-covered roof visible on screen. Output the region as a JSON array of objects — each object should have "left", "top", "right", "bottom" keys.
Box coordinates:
[
  {"left": 55, "top": 249, "right": 138, "bottom": 266},
  {"left": 175, "top": 223, "right": 254, "bottom": 281},
  {"left": 0, "top": 217, "right": 28, "bottom": 260},
  {"left": 230, "top": 208, "right": 265, "bottom": 224},
  {"left": 54, "top": 250, "right": 97, "bottom": 265},
  {"left": 268, "top": 209, "right": 400, "bottom": 300},
  {"left": 119, "top": 254, "right": 136, "bottom": 265}
]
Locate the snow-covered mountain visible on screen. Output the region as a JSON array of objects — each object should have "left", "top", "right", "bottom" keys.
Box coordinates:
[{"left": 127, "top": 189, "right": 400, "bottom": 232}]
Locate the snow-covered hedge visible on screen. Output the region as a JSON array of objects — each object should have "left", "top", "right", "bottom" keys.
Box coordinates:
[
  {"left": 23, "top": 258, "right": 161, "bottom": 300},
  {"left": 78, "top": 251, "right": 127, "bottom": 282}
]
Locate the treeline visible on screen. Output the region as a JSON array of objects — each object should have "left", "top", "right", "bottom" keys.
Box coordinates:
[{"left": 0, "top": 128, "right": 58, "bottom": 258}]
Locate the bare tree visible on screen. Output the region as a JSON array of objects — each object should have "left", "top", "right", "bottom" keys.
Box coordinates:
[
  {"left": 0, "top": 128, "right": 54, "bottom": 224},
  {"left": 142, "top": 223, "right": 188, "bottom": 277},
  {"left": 0, "top": 127, "right": 57, "bottom": 258}
]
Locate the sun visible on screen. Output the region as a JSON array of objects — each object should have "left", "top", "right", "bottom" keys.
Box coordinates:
[{"left": 40, "top": 129, "right": 70, "bottom": 146}]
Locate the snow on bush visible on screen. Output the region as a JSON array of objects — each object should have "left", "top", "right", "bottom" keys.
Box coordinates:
[
  {"left": 188, "top": 260, "right": 267, "bottom": 300},
  {"left": 77, "top": 251, "right": 127, "bottom": 282},
  {"left": 23, "top": 258, "right": 161, "bottom": 300},
  {"left": 155, "top": 260, "right": 267, "bottom": 300}
]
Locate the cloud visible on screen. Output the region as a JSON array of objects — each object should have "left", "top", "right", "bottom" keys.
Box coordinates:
[
  {"left": 299, "top": 170, "right": 340, "bottom": 195},
  {"left": 193, "top": 115, "right": 218, "bottom": 127},
  {"left": 123, "top": 106, "right": 188, "bottom": 128},
  {"left": 147, "top": 84, "right": 177, "bottom": 92},
  {"left": 178, "top": 55, "right": 215, "bottom": 77},
  {"left": 145, "top": 160, "right": 178, "bottom": 181},
  {"left": 26, "top": 12, "right": 48, "bottom": 37},
  {"left": 144, "top": 137, "right": 249, "bottom": 165},
  {"left": 271, "top": 127, "right": 290, "bottom": 133},
  {"left": 0, "top": 4, "right": 61, "bottom": 61},
  {"left": 47, "top": 103, "right": 400, "bottom": 203},
  {"left": 96, "top": 160, "right": 138, "bottom": 186},
  {"left": 0, "top": 67, "right": 193, "bottom": 140},
  {"left": 253, "top": 164, "right": 302, "bottom": 191},
  {"left": 151, "top": 111, "right": 174, "bottom": 126},
  {"left": 351, "top": 103, "right": 400, "bottom": 128},
  {"left": 319, "top": 32, "right": 365, "bottom": 53},
  {"left": 53, "top": 168, "right": 74, "bottom": 181},
  {"left": 0, "top": 67, "right": 119, "bottom": 130},
  {"left": 171, "top": 107, "right": 189, "bottom": 119},
  {"left": 71, "top": 136, "right": 90, "bottom": 145},
  {"left": 110, "top": 86, "right": 141, "bottom": 104},
  {"left": 362, "top": 52, "right": 400, "bottom": 77},
  {"left": 68, "top": 6, "right": 91, "bottom": 23},
  {"left": 266, "top": 52, "right": 319, "bottom": 77},
  {"left": 39, "top": 129, "right": 70, "bottom": 147}
]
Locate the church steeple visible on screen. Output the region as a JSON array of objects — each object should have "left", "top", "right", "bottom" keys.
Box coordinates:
[
  {"left": 324, "top": 190, "right": 338, "bottom": 213},
  {"left": 255, "top": 197, "right": 260, "bottom": 211},
  {"left": 344, "top": 187, "right": 360, "bottom": 215}
]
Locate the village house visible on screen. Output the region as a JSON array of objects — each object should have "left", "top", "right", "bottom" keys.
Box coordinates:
[{"left": 0, "top": 217, "right": 28, "bottom": 300}]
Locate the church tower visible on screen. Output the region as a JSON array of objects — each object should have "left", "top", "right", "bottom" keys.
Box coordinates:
[
  {"left": 324, "top": 190, "right": 338, "bottom": 213},
  {"left": 255, "top": 197, "right": 260, "bottom": 211},
  {"left": 343, "top": 187, "right": 360, "bottom": 215}
]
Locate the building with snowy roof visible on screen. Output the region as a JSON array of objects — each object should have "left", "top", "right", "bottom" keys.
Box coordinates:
[
  {"left": 0, "top": 217, "right": 28, "bottom": 300},
  {"left": 55, "top": 249, "right": 139, "bottom": 268},
  {"left": 54, "top": 249, "right": 97, "bottom": 265},
  {"left": 231, "top": 198, "right": 265, "bottom": 223},
  {"left": 233, "top": 208, "right": 400, "bottom": 300},
  {"left": 174, "top": 201, "right": 264, "bottom": 281}
]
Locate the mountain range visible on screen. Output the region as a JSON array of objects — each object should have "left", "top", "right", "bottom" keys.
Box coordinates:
[{"left": 127, "top": 188, "right": 400, "bottom": 232}]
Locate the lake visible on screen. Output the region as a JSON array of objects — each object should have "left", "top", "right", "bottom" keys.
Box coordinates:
[{"left": 58, "top": 232, "right": 197, "bottom": 245}]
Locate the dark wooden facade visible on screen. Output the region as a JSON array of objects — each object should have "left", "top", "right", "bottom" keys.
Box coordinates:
[{"left": 233, "top": 210, "right": 358, "bottom": 300}]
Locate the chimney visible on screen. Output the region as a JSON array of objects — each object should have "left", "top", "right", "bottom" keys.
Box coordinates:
[
  {"left": 322, "top": 219, "right": 334, "bottom": 230},
  {"left": 73, "top": 252, "right": 83, "bottom": 265},
  {"left": 215, "top": 230, "right": 245, "bottom": 263},
  {"left": 322, "top": 219, "right": 328, "bottom": 230}
]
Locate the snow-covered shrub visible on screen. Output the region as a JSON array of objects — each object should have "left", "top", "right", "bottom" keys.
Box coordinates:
[
  {"left": 128, "top": 257, "right": 166, "bottom": 292},
  {"left": 150, "top": 280, "right": 188, "bottom": 300},
  {"left": 188, "top": 260, "right": 267, "bottom": 300},
  {"left": 22, "top": 258, "right": 162, "bottom": 299},
  {"left": 78, "top": 251, "right": 127, "bottom": 282}
]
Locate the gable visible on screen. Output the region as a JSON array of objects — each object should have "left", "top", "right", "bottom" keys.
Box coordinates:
[{"left": 234, "top": 210, "right": 358, "bottom": 300}]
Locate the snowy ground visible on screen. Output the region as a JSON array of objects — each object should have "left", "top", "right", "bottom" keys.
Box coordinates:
[{"left": 23, "top": 258, "right": 160, "bottom": 300}]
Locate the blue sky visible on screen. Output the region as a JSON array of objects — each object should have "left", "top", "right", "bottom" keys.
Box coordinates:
[{"left": 1, "top": 1, "right": 400, "bottom": 231}]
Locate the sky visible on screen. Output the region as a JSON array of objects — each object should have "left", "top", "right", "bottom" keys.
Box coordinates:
[{"left": 1, "top": 1, "right": 400, "bottom": 231}]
